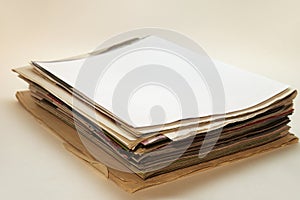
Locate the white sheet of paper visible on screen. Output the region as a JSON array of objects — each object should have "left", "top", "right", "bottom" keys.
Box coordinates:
[{"left": 34, "top": 36, "right": 289, "bottom": 128}]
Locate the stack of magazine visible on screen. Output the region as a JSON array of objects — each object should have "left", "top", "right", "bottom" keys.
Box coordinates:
[{"left": 13, "top": 36, "right": 298, "bottom": 192}]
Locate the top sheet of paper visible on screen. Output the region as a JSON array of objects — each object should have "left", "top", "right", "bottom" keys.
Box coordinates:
[{"left": 33, "top": 36, "right": 289, "bottom": 128}]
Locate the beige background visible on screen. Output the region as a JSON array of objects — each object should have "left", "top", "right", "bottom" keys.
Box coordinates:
[{"left": 0, "top": 0, "right": 299, "bottom": 199}]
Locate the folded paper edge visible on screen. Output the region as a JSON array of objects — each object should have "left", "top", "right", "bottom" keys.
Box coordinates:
[{"left": 15, "top": 91, "right": 110, "bottom": 177}]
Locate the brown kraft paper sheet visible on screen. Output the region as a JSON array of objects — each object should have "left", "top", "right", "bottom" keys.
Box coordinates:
[{"left": 16, "top": 91, "right": 299, "bottom": 193}]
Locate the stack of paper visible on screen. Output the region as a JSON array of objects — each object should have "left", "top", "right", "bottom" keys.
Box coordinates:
[{"left": 13, "top": 36, "right": 298, "bottom": 192}]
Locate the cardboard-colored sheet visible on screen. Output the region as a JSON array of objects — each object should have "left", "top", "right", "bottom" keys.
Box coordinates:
[{"left": 16, "top": 91, "right": 298, "bottom": 193}]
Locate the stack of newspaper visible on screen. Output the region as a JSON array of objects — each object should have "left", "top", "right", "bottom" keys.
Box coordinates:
[{"left": 13, "top": 36, "right": 298, "bottom": 192}]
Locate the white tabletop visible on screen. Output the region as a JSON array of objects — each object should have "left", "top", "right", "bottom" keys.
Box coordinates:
[{"left": 1, "top": 1, "right": 299, "bottom": 199}]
